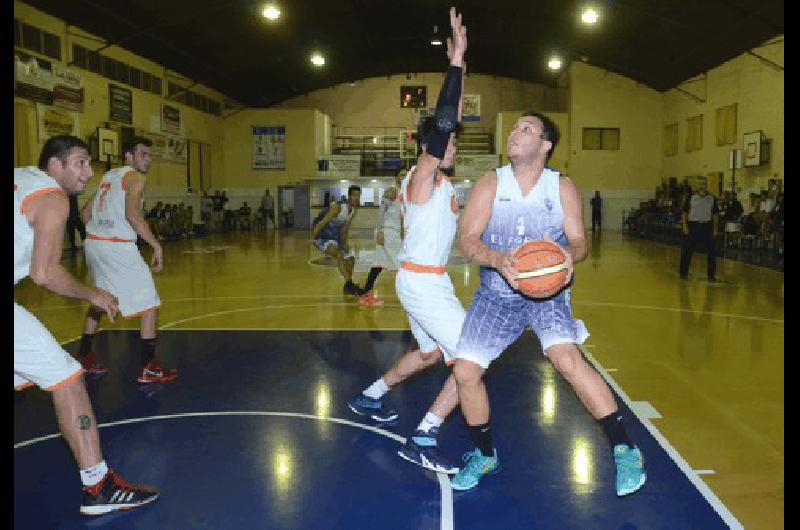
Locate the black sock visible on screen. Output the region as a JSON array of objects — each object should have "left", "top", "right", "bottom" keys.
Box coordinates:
[
  {"left": 468, "top": 422, "right": 494, "bottom": 457},
  {"left": 363, "top": 267, "right": 383, "bottom": 292},
  {"left": 78, "top": 333, "right": 95, "bottom": 358},
  {"left": 345, "top": 279, "right": 355, "bottom": 288},
  {"left": 598, "top": 412, "right": 634, "bottom": 449},
  {"left": 140, "top": 338, "right": 156, "bottom": 367}
]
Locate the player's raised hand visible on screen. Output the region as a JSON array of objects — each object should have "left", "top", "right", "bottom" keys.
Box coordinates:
[{"left": 447, "top": 6, "right": 467, "bottom": 66}]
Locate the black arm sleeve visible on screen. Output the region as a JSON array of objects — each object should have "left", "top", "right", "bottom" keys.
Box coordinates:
[{"left": 426, "top": 66, "right": 463, "bottom": 159}]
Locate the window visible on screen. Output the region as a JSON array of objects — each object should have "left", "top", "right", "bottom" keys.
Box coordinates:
[
  {"left": 582, "top": 128, "right": 620, "bottom": 150},
  {"left": 72, "top": 44, "right": 87, "bottom": 68},
  {"left": 115, "top": 62, "right": 130, "bottom": 84},
  {"left": 715, "top": 104, "right": 737, "bottom": 146},
  {"left": 150, "top": 76, "right": 162, "bottom": 96},
  {"left": 663, "top": 123, "right": 678, "bottom": 157},
  {"left": 129, "top": 67, "right": 142, "bottom": 88},
  {"left": 685, "top": 115, "right": 703, "bottom": 152},
  {"left": 102, "top": 56, "right": 116, "bottom": 79},
  {"left": 42, "top": 32, "right": 61, "bottom": 60},
  {"left": 87, "top": 50, "right": 102, "bottom": 74},
  {"left": 21, "top": 24, "right": 42, "bottom": 53}
]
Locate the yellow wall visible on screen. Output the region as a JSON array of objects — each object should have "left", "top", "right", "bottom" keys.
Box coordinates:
[
  {"left": 567, "top": 61, "right": 664, "bottom": 190},
  {"left": 274, "top": 73, "right": 566, "bottom": 134},
  {"left": 662, "top": 37, "right": 784, "bottom": 199},
  {"left": 14, "top": 0, "right": 230, "bottom": 197},
  {"left": 221, "top": 109, "right": 318, "bottom": 187}
]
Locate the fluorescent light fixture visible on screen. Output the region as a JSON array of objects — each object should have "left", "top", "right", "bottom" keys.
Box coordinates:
[
  {"left": 431, "top": 25, "right": 443, "bottom": 46},
  {"left": 262, "top": 4, "right": 281, "bottom": 20},
  {"left": 371, "top": 179, "right": 377, "bottom": 183},
  {"left": 548, "top": 56, "right": 563, "bottom": 71},
  {"left": 581, "top": 8, "right": 599, "bottom": 24},
  {"left": 310, "top": 53, "right": 325, "bottom": 66},
  {"left": 339, "top": 179, "right": 348, "bottom": 183}
]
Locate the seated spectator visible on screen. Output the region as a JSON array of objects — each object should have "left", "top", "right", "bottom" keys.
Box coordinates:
[
  {"left": 185, "top": 206, "right": 195, "bottom": 235},
  {"left": 238, "top": 202, "right": 252, "bottom": 231},
  {"left": 723, "top": 192, "right": 744, "bottom": 222}
]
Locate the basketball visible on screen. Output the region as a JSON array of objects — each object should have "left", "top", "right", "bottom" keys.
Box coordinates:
[{"left": 513, "top": 240, "right": 570, "bottom": 298}]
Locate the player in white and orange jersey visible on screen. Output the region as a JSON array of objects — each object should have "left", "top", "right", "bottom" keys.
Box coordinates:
[
  {"left": 348, "top": 6, "right": 468, "bottom": 474},
  {"left": 15, "top": 135, "right": 159, "bottom": 515},
  {"left": 75, "top": 136, "right": 176, "bottom": 384}
]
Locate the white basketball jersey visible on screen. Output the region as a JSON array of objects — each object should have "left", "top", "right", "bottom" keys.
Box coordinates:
[
  {"left": 14, "top": 167, "right": 66, "bottom": 285},
  {"left": 398, "top": 167, "right": 459, "bottom": 268},
  {"left": 85, "top": 166, "right": 139, "bottom": 241}
]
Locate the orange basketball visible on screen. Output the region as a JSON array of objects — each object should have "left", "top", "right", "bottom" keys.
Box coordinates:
[{"left": 513, "top": 240, "right": 570, "bottom": 298}]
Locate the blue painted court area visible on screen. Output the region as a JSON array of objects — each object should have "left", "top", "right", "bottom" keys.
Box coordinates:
[{"left": 15, "top": 330, "right": 731, "bottom": 529}]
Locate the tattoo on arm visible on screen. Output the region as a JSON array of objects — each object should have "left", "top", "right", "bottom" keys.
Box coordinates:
[{"left": 78, "top": 415, "right": 92, "bottom": 430}]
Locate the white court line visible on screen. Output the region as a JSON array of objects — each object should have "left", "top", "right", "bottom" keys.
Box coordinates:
[
  {"left": 33, "top": 296, "right": 782, "bottom": 324},
  {"left": 578, "top": 345, "right": 744, "bottom": 529},
  {"left": 13, "top": 411, "right": 453, "bottom": 530},
  {"left": 695, "top": 470, "right": 717, "bottom": 475},
  {"left": 574, "top": 300, "right": 783, "bottom": 324}
]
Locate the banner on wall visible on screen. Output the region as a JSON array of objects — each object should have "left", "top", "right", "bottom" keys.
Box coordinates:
[
  {"left": 109, "top": 84, "right": 132, "bottom": 124},
  {"left": 52, "top": 64, "right": 84, "bottom": 112},
  {"left": 463, "top": 94, "right": 480, "bottom": 122},
  {"left": 144, "top": 132, "right": 186, "bottom": 164},
  {"left": 317, "top": 154, "right": 361, "bottom": 177},
  {"left": 36, "top": 103, "right": 80, "bottom": 142},
  {"left": 14, "top": 53, "right": 54, "bottom": 105},
  {"left": 161, "top": 104, "right": 181, "bottom": 135},
  {"left": 253, "top": 126, "right": 286, "bottom": 170}
]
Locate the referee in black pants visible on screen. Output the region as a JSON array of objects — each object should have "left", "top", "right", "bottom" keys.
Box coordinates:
[{"left": 679, "top": 179, "right": 719, "bottom": 281}]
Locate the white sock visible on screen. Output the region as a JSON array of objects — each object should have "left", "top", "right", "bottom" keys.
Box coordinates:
[
  {"left": 417, "top": 412, "right": 444, "bottom": 434},
  {"left": 80, "top": 460, "right": 109, "bottom": 487},
  {"left": 362, "top": 378, "right": 389, "bottom": 399}
]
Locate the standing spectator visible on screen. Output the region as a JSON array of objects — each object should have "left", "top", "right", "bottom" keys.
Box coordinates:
[
  {"left": 200, "top": 191, "right": 212, "bottom": 225},
  {"left": 679, "top": 179, "right": 719, "bottom": 281},
  {"left": 66, "top": 193, "right": 87, "bottom": 253},
  {"left": 261, "top": 189, "right": 277, "bottom": 230},
  {"left": 590, "top": 190, "right": 602, "bottom": 232},
  {"left": 211, "top": 190, "right": 227, "bottom": 231}
]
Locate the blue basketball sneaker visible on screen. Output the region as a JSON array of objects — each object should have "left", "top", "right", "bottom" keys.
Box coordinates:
[
  {"left": 347, "top": 394, "right": 398, "bottom": 422},
  {"left": 614, "top": 444, "right": 646, "bottom": 496},
  {"left": 397, "top": 429, "right": 459, "bottom": 474},
  {"left": 450, "top": 448, "right": 500, "bottom": 491}
]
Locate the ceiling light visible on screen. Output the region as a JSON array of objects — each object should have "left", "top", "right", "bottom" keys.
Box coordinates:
[
  {"left": 581, "top": 7, "right": 599, "bottom": 24},
  {"left": 262, "top": 4, "right": 281, "bottom": 20},
  {"left": 310, "top": 53, "right": 325, "bottom": 66},
  {"left": 548, "top": 56, "right": 563, "bottom": 71},
  {"left": 339, "top": 179, "right": 348, "bottom": 183},
  {"left": 431, "top": 25, "right": 443, "bottom": 46},
  {"left": 371, "top": 179, "right": 378, "bottom": 183}
]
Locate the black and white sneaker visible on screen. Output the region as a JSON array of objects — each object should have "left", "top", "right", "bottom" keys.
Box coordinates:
[{"left": 80, "top": 470, "right": 159, "bottom": 516}]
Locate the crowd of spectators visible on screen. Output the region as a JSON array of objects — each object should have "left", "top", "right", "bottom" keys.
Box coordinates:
[{"left": 625, "top": 178, "right": 783, "bottom": 261}]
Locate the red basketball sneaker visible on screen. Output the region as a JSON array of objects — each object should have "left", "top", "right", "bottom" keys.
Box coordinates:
[
  {"left": 80, "top": 352, "right": 107, "bottom": 375},
  {"left": 80, "top": 469, "right": 159, "bottom": 516},
  {"left": 137, "top": 360, "right": 177, "bottom": 383}
]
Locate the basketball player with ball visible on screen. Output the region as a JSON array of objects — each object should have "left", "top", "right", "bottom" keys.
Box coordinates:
[{"left": 448, "top": 111, "right": 647, "bottom": 495}]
